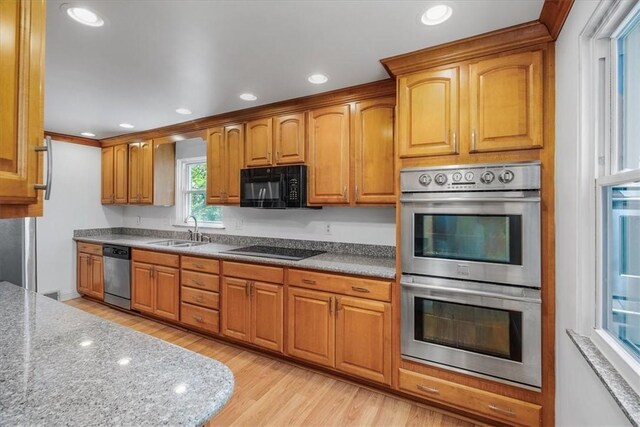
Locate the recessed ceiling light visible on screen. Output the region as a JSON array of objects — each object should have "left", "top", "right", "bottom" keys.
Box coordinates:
[
  {"left": 65, "top": 6, "right": 104, "bottom": 27},
  {"left": 175, "top": 108, "right": 192, "bottom": 115},
  {"left": 421, "top": 5, "right": 452, "bottom": 26},
  {"left": 308, "top": 74, "right": 329, "bottom": 84},
  {"left": 119, "top": 123, "right": 134, "bottom": 129},
  {"left": 239, "top": 93, "right": 257, "bottom": 101},
  {"left": 80, "top": 132, "right": 95, "bottom": 137}
]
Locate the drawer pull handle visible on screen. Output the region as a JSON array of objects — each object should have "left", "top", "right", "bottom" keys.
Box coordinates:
[
  {"left": 194, "top": 296, "right": 204, "bottom": 303},
  {"left": 351, "top": 286, "right": 370, "bottom": 293},
  {"left": 416, "top": 384, "right": 440, "bottom": 394},
  {"left": 488, "top": 404, "right": 515, "bottom": 417},
  {"left": 302, "top": 279, "right": 316, "bottom": 285},
  {"left": 194, "top": 263, "right": 204, "bottom": 269},
  {"left": 193, "top": 315, "right": 204, "bottom": 323}
]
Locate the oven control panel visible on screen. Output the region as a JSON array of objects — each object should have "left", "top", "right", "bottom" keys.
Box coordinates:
[{"left": 402, "top": 161, "right": 540, "bottom": 192}]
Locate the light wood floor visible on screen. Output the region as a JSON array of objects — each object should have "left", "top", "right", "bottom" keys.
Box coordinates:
[{"left": 66, "top": 297, "right": 481, "bottom": 427}]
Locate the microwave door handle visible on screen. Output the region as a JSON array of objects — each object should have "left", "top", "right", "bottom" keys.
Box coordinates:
[{"left": 280, "top": 174, "right": 286, "bottom": 205}]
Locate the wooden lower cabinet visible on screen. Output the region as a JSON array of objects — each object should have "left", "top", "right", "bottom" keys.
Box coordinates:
[
  {"left": 131, "top": 250, "right": 180, "bottom": 321},
  {"left": 221, "top": 275, "right": 284, "bottom": 353},
  {"left": 335, "top": 296, "right": 391, "bottom": 385},
  {"left": 286, "top": 287, "right": 335, "bottom": 367},
  {"left": 76, "top": 243, "right": 104, "bottom": 300},
  {"left": 398, "top": 369, "right": 541, "bottom": 426}
]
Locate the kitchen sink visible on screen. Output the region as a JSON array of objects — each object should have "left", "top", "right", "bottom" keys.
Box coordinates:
[{"left": 148, "top": 239, "right": 208, "bottom": 248}]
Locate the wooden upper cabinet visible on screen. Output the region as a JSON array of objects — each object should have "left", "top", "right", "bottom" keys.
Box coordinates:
[
  {"left": 398, "top": 67, "right": 459, "bottom": 157},
  {"left": 128, "top": 141, "right": 154, "bottom": 204},
  {"left": 308, "top": 105, "right": 350, "bottom": 205},
  {"left": 469, "top": 50, "right": 544, "bottom": 152},
  {"left": 335, "top": 296, "right": 391, "bottom": 385},
  {"left": 225, "top": 124, "right": 244, "bottom": 204},
  {"left": 113, "top": 144, "right": 129, "bottom": 204},
  {"left": 274, "top": 113, "right": 305, "bottom": 165},
  {"left": 245, "top": 118, "right": 273, "bottom": 167},
  {"left": 207, "top": 127, "right": 225, "bottom": 205},
  {"left": 101, "top": 147, "right": 115, "bottom": 204},
  {"left": 102, "top": 144, "right": 128, "bottom": 205},
  {"left": 354, "top": 98, "right": 396, "bottom": 204},
  {"left": 0, "top": 0, "right": 45, "bottom": 211},
  {"left": 286, "top": 287, "right": 335, "bottom": 368}
]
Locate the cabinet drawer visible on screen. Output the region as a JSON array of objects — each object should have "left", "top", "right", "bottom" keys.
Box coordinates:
[
  {"left": 132, "top": 249, "right": 180, "bottom": 268},
  {"left": 181, "top": 287, "right": 219, "bottom": 310},
  {"left": 77, "top": 242, "right": 102, "bottom": 256},
  {"left": 398, "top": 369, "right": 541, "bottom": 427},
  {"left": 223, "top": 261, "right": 284, "bottom": 284},
  {"left": 180, "top": 303, "right": 219, "bottom": 334},
  {"left": 287, "top": 269, "right": 391, "bottom": 302},
  {"left": 182, "top": 270, "right": 219, "bottom": 292},
  {"left": 181, "top": 256, "right": 219, "bottom": 274}
]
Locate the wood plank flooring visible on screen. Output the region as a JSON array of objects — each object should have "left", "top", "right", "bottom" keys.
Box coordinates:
[{"left": 66, "top": 297, "right": 481, "bottom": 427}]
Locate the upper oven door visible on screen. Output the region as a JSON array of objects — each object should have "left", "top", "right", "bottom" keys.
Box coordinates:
[
  {"left": 240, "top": 167, "right": 286, "bottom": 208},
  {"left": 401, "top": 191, "right": 541, "bottom": 287}
]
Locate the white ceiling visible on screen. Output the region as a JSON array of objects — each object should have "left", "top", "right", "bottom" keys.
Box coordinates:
[{"left": 45, "top": 0, "right": 544, "bottom": 139}]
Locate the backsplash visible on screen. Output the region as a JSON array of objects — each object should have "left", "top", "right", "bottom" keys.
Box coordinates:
[{"left": 74, "top": 227, "right": 395, "bottom": 258}]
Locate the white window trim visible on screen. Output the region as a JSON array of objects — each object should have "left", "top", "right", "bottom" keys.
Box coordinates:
[
  {"left": 577, "top": 0, "right": 640, "bottom": 396},
  {"left": 174, "top": 157, "right": 225, "bottom": 229}
]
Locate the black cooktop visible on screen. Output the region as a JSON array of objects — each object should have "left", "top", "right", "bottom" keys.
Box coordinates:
[{"left": 221, "top": 245, "right": 325, "bottom": 261}]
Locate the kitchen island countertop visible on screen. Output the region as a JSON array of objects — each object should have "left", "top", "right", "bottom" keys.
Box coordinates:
[{"left": 0, "top": 281, "right": 234, "bottom": 426}]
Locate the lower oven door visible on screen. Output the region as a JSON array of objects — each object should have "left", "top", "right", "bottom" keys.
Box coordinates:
[{"left": 401, "top": 275, "right": 541, "bottom": 388}]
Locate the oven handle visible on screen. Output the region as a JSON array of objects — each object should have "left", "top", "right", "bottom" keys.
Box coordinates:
[
  {"left": 400, "top": 281, "right": 541, "bottom": 304},
  {"left": 400, "top": 196, "right": 540, "bottom": 203}
]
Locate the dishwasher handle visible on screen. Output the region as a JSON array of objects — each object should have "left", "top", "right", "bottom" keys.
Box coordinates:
[{"left": 103, "top": 244, "right": 131, "bottom": 260}]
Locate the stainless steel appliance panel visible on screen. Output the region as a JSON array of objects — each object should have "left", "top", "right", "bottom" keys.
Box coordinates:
[
  {"left": 103, "top": 245, "right": 131, "bottom": 310},
  {"left": 401, "top": 274, "right": 541, "bottom": 387}
]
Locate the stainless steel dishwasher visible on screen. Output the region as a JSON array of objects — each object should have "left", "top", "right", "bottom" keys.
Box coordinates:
[{"left": 103, "top": 245, "right": 131, "bottom": 310}]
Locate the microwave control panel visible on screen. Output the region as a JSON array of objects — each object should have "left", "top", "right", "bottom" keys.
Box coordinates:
[
  {"left": 288, "top": 178, "right": 299, "bottom": 202},
  {"left": 401, "top": 161, "right": 540, "bottom": 193}
]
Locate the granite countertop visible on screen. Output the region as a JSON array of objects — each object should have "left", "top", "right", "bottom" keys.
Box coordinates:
[
  {"left": 74, "top": 234, "right": 397, "bottom": 279},
  {"left": 0, "top": 282, "right": 234, "bottom": 426}
]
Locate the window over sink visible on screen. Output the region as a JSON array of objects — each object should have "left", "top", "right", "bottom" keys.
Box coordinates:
[{"left": 176, "top": 157, "right": 222, "bottom": 227}]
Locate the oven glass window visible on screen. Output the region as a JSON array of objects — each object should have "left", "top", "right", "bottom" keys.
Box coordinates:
[
  {"left": 414, "top": 214, "right": 522, "bottom": 265},
  {"left": 243, "top": 181, "right": 280, "bottom": 200},
  {"left": 414, "top": 298, "right": 523, "bottom": 362}
]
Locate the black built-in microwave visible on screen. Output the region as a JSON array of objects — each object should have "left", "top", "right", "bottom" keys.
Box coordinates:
[{"left": 240, "top": 165, "right": 314, "bottom": 208}]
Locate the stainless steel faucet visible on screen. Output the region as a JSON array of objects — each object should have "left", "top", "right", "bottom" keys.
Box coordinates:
[{"left": 186, "top": 215, "right": 200, "bottom": 241}]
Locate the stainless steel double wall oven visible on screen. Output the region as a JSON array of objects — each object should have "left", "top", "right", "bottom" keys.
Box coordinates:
[{"left": 400, "top": 161, "right": 542, "bottom": 388}]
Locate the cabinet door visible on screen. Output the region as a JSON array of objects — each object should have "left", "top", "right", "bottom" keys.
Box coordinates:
[
  {"left": 89, "top": 255, "right": 104, "bottom": 300},
  {"left": 245, "top": 118, "right": 272, "bottom": 167},
  {"left": 139, "top": 140, "right": 154, "bottom": 204},
  {"left": 308, "top": 105, "right": 350, "bottom": 205},
  {"left": 128, "top": 143, "right": 141, "bottom": 203},
  {"left": 251, "top": 282, "right": 283, "bottom": 353},
  {"left": 221, "top": 277, "right": 251, "bottom": 342},
  {"left": 207, "top": 127, "right": 225, "bottom": 205},
  {"left": 225, "top": 125, "right": 244, "bottom": 204},
  {"left": 132, "top": 261, "right": 154, "bottom": 313},
  {"left": 0, "top": 0, "right": 44, "bottom": 205},
  {"left": 286, "top": 287, "right": 335, "bottom": 367},
  {"left": 274, "top": 113, "right": 305, "bottom": 165},
  {"left": 154, "top": 265, "right": 179, "bottom": 321},
  {"left": 335, "top": 296, "right": 391, "bottom": 385},
  {"left": 398, "top": 67, "right": 459, "bottom": 157},
  {"left": 354, "top": 98, "right": 395, "bottom": 204},
  {"left": 113, "top": 144, "right": 129, "bottom": 204},
  {"left": 101, "top": 147, "right": 114, "bottom": 204},
  {"left": 469, "top": 50, "right": 543, "bottom": 152},
  {"left": 77, "top": 253, "right": 91, "bottom": 295}
]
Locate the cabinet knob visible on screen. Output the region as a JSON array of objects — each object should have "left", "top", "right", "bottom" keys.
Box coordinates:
[{"left": 193, "top": 315, "right": 204, "bottom": 323}]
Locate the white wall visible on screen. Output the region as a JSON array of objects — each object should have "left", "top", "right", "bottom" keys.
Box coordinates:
[
  {"left": 555, "top": 1, "right": 630, "bottom": 425},
  {"left": 122, "top": 205, "right": 396, "bottom": 246},
  {"left": 37, "top": 141, "right": 123, "bottom": 299}
]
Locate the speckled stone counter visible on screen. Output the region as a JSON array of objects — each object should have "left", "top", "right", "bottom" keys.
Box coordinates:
[
  {"left": 0, "top": 282, "right": 234, "bottom": 426},
  {"left": 73, "top": 233, "right": 396, "bottom": 279}
]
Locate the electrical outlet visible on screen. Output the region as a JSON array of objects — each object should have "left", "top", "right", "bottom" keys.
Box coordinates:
[
  {"left": 136, "top": 216, "right": 141, "bottom": 225},
  {"left": 324, "top": 223, "right": 332, "bottom": 235},
  {"left": 235, "top": 219, "right": 244, "bottom": 229}
]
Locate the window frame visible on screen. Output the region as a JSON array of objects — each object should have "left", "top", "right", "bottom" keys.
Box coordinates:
[
  {"left": 579, "top": 0, "right": 640, "bottom": 396},
  {"left": 174, "top": 156, "right": 224, "bottom": 229}
]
